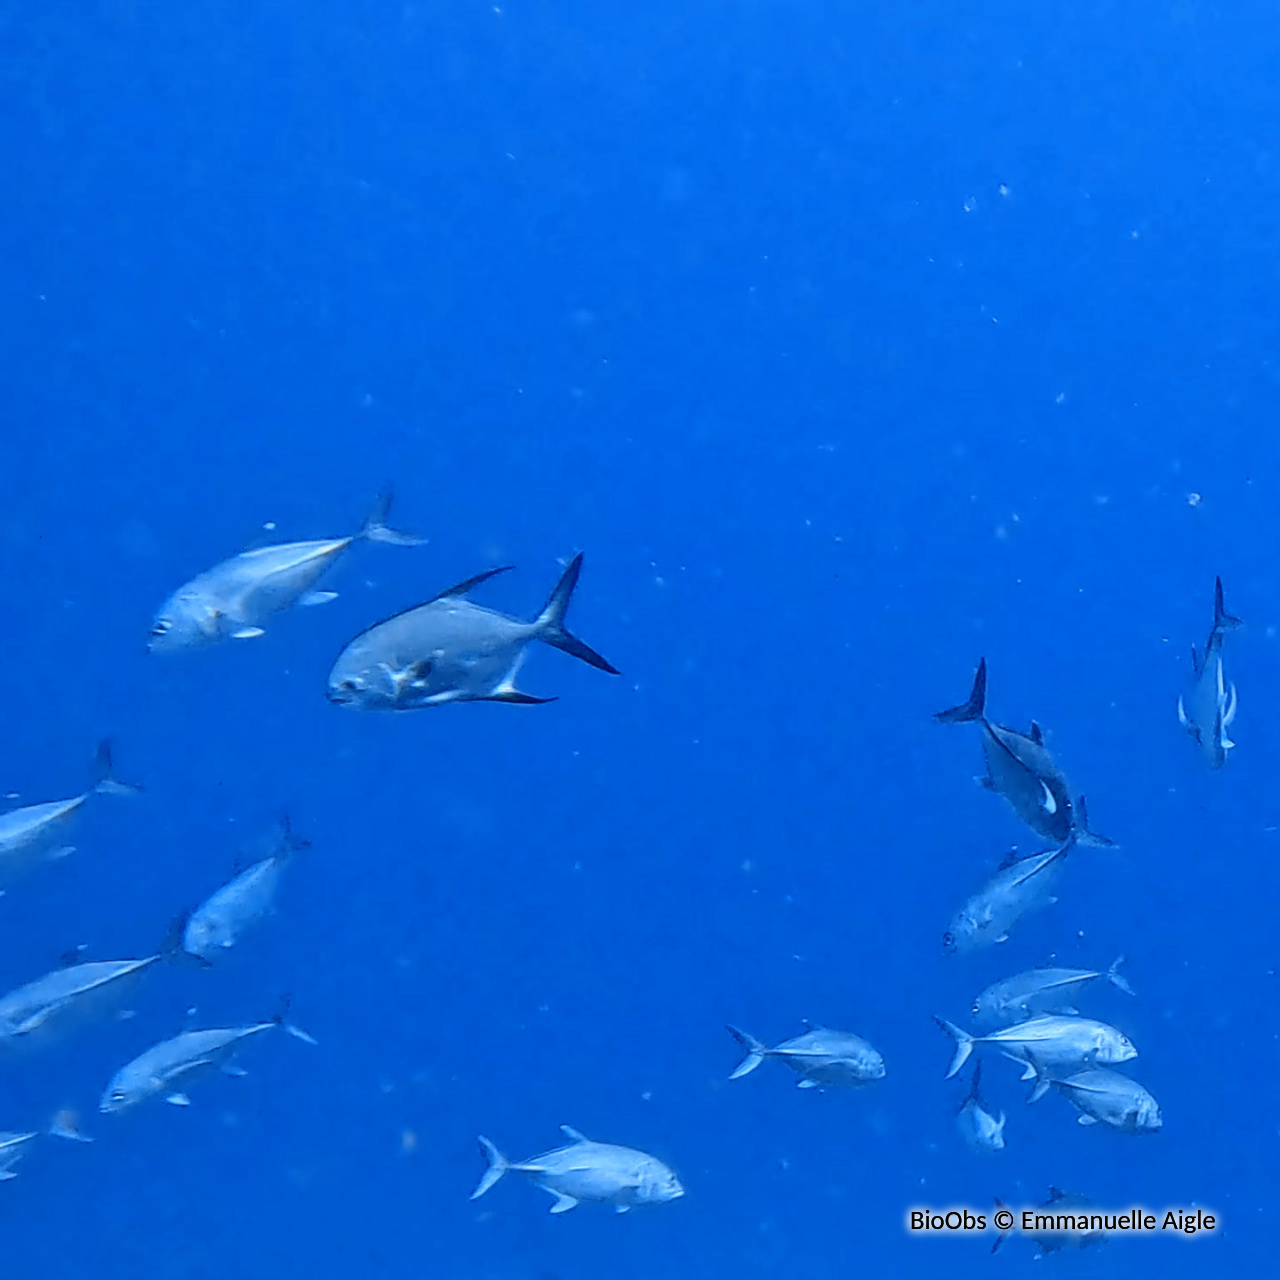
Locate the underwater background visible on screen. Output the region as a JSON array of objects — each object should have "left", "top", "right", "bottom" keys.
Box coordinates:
[{"left": 1, "top": 2, "right": 1276, "bottom": 1275}]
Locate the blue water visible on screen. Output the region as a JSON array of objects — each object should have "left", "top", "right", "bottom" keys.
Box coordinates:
[{"left": 1, "top": 2, "right": 1276, "bottom": 1275}]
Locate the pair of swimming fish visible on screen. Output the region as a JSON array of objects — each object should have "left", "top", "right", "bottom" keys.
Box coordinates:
[{"left": 149, "top": 493, "right": 619, "bottom": 707}]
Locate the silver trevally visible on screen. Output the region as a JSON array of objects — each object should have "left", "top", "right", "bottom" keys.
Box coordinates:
[
  {"left": 935, "top": 1013, "right": 1136, "bottom": 1080},
  {"left": 935, "top": 660, "right": 1113, "bottom": 846},
  {"left": 956, "top": 1061, "right": 1005, "bottom": 1155},
  {"left": 100, "top": 1010, "right": 317, "bottom": 1113},
  {"left": 944, "top": 841, "right": 1071, "bottom": 956},
  {"left": 1027, "top": 1059, "right": 1161, "bottom": 1133},
  {"left": 179, "top": 817, "right": 307, "bottom": 964},
  {"left": 149, "top": 491, "right": 422, "bottom": 652},
  {"left": 0, "top": 740, "right": 138, "bottom": 890},
  {"left": 972, "top": 956, "right": 1133, "bottom": 1030},
  {"left": 1177, "top": 576, "right": 1242, "bottom": 769},
  {"left": 726, "top": 1022, "right": 886, "bottom": 1088},
  {"left": 993, "top": 1187, "right": 1107, "bottom": 1257},
  {"left": 0, "top": 1131, "right": 38, "bottom": 1181},
  {"left": 327, "top": 553, "right": 619, "bottom": 710},
  {"left": 470, "top": 1125, "right": 683, "bottom": 1215},
  {"left": 0, "top": 953, "right": 162, "bottom": 1054}
]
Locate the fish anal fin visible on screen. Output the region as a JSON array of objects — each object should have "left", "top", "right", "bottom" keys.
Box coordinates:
[{"left": 548, "top": 1191, "right": 580, "bottom": 1214}]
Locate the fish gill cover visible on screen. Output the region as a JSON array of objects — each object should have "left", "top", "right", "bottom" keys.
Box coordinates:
[{"left": 0, "top": 2, "right": 1275, "bottom": 1278}]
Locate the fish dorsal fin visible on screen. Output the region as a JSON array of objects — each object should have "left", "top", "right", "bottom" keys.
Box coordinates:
[
  {"left": 1029, "top": 720, "right": 1044, "bottom": 745},
  {"left": 559, "top": 1125, "right": 589, "bottom": 1144},
  {"left": 1048, "top": 1186, "right": 1068, "bottom": 1202},
  {"left": 428, "top": 566, "right": 515, "bottom": 604},
  {"left": 1190, "top": 642, "right": 1200, "bottom": 674},
  {"left": 997, "top": 846, "right": 1022, "bottom": 871},
  {"left": 57, "top": 945, "right": 89, "bottom": 968}
]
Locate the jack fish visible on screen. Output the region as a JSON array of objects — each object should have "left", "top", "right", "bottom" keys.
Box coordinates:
[
  {"left": 956, "top": 1061, "right": 1005, "bottom": 1154},
  {"left": 1027, "top": 1059, "right": 1161, "bottom": 1133},
  {"left": 327, "top": 553, "right": 618, "bottom": 710},
  {"left": 944, "top": 842, "right": 1071, "bottom": 956},
  {"left": 935, "top": 1013, "right": 1136, "bottom": 1080},
  {"left": 470, "top": 1125, "right": 683, "bottom": 1214},
  {"left": 726, "top": 1022, "right": 886, "bottom": 1088},
  {"left": 972, "top": 957, "right": 1133, "bottom": 1029},
  {"left": 0, "top": 740, "right": 138, "bottom": 890},
  {"left": 935, "top": 660, "right": 1112, "bottom": 846},
  {"left": 1177, "top": 576, "right": 1242, "bottom": 769},
  {"left": 149, "top": 491, "right": 422, "bottom": 652}
]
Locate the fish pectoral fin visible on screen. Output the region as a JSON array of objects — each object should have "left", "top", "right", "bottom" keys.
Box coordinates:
[
  {"left": 547, "top": 1191, "right": 580, "bottom": 1214},
  {"left": 1176, "top": 696, "right": 1190, "bottom": 730},
  {"left": 613, "top": 1203, "right": 631, "bottom": 1214},
  {"left": 1224, "top": 681, "right": 1239, "bottom": 726},
  {"left": 0, "top": 1170, "right": 17, "bottom": 1182},
  {"left": 50, "top": 846, "right": 76, "bottom": 860},
  {"left": 231, "top": 627, "right": 266, "bottom": 640},
  {"left": 299, "top": 591, "right": 339, "bottom": 607},
  {"left": 797, "top": 1078, "right": 819, "bottom": 1090},
  {"left": 165, "top": 1093, "right": 192, "bottom": 1107},
  {"left": 1077, "top": 1115, "right": 1098, "bottom": 1126},
  {"left": 484, "top": 690, "right": 558, "bottom": 705}
]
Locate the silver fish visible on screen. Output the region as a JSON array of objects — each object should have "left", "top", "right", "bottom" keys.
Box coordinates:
[
  {"left": 100, "top": 1012, "right": 317, "bottom": 1113},
  {"left": 327, "top": 553, "right": 618, "bottom": 710},
  {"left": 993, "top": 1187, "right": 1107, "bottom": 1256},
  {"left": 0, "top": 740, "right": 138, "bottom": 890},
  {"left": 956, "top": 1061, "right": 1006, "bottom": 1154},
  {"left": 936, "top": 660, "right": 1112, "bottom": 846},
  {"left": 1177, "top": 576, "right": 1242, "bottom": 769},
  {"left": 944, "top": 842, "right": 1070, "bottom": 956},
  {"left": 0, "top": 1131, "right": 38, "bottom": 1181},
  {"left": 972, "top": 956, "right": 1133, "bottom": 1030},
  {"left": 726, "top": 1022, "right": 886, "bottom": 1088},
  {"left": 935, "top": 1013, "right": 1136, "bottom": 1080},
  {"left": 1027, "top": 1059, "right": 1161, "bottom": 1133},
  {"left": 180, "top": 817, "right": 307, "bottom": 964},
  {"left": 149, "top": 491, "right": 422, "bottom": 652},
  {"left": 470, "top": 1125, "right": 683, "bottom": 1215},
  {"left": 0, "top": 954, "right": 161, "bottom": 1053}
]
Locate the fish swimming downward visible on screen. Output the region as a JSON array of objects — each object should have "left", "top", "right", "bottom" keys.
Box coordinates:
[
  {"left": 149, "top": 491, "right": 422, "bottom": 652},
  {"left": 935, "top": 659, "right": 1112, "bottom": 847},
  {"left": 327, "top": 553, "right": 618, "bottom": 709},
  {"left": 1177, "top": 576, "right": 1242, "bottom": 769},
  {"left": 955, "top": 1061, "right": 1006, "bottom": 1155},
  {"left": 470, "top": 1126, "right": 683, "bottom": 1215}
]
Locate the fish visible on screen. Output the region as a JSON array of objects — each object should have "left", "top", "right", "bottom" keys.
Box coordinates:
[
  {"left": 149, "top": 491, "right": 422, "bottom": 652},
  {"left": 0, "top": 953, "right": 163, "bottom": 1054},
  {"left": 178, "top": 817, "right": 307, "bottom": 964},
  {"left": 327, "top": 553, "right": 619, "bottom": 710},
  {"left": 0, "top": 740, "right": 139, "bottom": 890},
  {"left": 0, "top": 1131, "right": 38, "bottom": 1181},
  {"left": 725, "top": 1022, "right": 886, "bottom": 1088},
  {"left": 470, "top": 1125, "right": 683, "bottom": 1214},
  {"left": 943, "top": 841, "right": 1071, "bottom": 956},
  {"left": 1026, "top": 1058, "right": 1161, "bottom": 1133},
  {"left": 972, "top": 956, "right": 1133, "bottom": 1029},
  {"left": 1177, "top": 576, "right": 1242, "bottom": 769},
  {"left": 956, "top": 1061, "right": 1005, "bottom": 1154},
  {"left": 100, "top": 1009, "right": 317, "bottom": 1113},
  {"left": 935, "top": 660, "right": 1113, "bottom": 846},
  {"left": 934, "top": 1013, "right": 1136, "bottom": 1080},
  {"left": 993, "top": 1187, "right": 1107, "bottom": 1256}
]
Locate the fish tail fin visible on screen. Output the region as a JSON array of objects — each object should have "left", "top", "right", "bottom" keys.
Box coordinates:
[
  {"left": 49, "top": 1109, "right": 93, "bottom": 1143},
  {"left": 1071, "top": 795, "right": 1117, "bottom": 848},
  {"left": 934, "top": 658, "right": 987, "bottom": 724},
  {"left": 91, "top": 739, "right": 141, "bottom": 797},
  {"left": 1214, "top": 576, "right": 1242, "bottom": 632},
  {"left": 935, "top": 1017, "right": 974, "bottom": 1079},
  {"left": 992, "top": 1200, "right": 1013, "bottom": 1253},
  {"left": 726, "top": 1025, "right": 770, "bottom": 1079},
  {"left": 271, "top": 995, "right": 318, "bottom": 1046},
  {"left": 1107, "top": 954, "right": 1135, "bottom": 996},
  {"left": 275, "top": 812, "right": 311, "bottom": 859},
  {"left": 359, "top": 489, "right": 425, "bottom": 547},
  {"left": 535, "top": 553, "right": 620, "bottom": 674},
  {"left": 471, "top": 1135, "right": 510, "bottom": 1200}
]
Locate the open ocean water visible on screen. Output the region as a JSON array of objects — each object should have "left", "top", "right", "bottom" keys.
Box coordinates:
[{"left": 0, "top": 2, "right": 1276, "bottom": 1276}]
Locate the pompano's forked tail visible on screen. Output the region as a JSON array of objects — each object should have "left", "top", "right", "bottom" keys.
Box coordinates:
[
  {"left": 1213, "top": 576, "right": 1242, "bottom": 635},
  {"left": 536, "top": 553, "right": 620, "bottom": 675},
  {"left": 358, "top": 489, "right": 425, "bottom": 548},
  {"left": 91, "top": 739, "right": 141, "bottom": 798},
  {"left": 471, "top": 1135, "right": 510, "bottom": 1200},
  {"left": 1071, "top": 795, "right": 1117, "bottom": 849},
  {"left": 935, "top": 1016, "right": 975, "bottom": 1079},
  {"left": 726, "top": 1025, "right": 771, "bottom": 1079},
  {"left": 935, "top": 658, "right": 987, "bottom": 724},
  {"left": 1107, "top": 955, "right": 1135, "bottom": 997}
]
